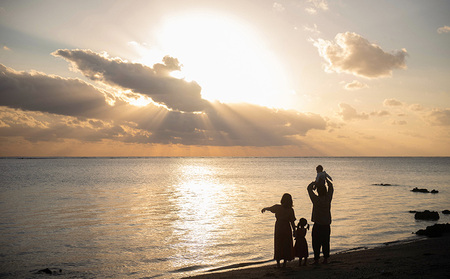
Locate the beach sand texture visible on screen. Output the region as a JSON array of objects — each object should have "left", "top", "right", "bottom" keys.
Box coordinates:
[{"left": 184, "top": 234, "right": 450, "bottom": 279}]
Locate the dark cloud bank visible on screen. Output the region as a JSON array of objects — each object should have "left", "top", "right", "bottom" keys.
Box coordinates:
[{"left": 0, "top": 49, "right": 327, "bottom": 147}]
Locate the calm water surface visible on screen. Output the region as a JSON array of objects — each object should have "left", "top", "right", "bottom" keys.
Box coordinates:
[{"left": 0, "top": 157, "right": 449, "bottom": 278}]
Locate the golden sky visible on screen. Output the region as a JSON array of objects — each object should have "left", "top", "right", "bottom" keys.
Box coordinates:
[{"left": 1, "top": 0, "right": 449, "bottom": 156}]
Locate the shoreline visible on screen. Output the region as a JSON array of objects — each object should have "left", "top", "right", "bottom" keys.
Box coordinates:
[{"left": 183, "top": 234, "right": 450, "bottom": 279}]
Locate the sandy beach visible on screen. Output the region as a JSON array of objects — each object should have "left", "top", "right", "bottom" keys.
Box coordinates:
[{"left": 184, "top": 233, "right": 450, "bottom": 279}]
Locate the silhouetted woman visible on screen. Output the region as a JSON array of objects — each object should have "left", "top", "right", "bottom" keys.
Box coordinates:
[{"left": 262, "top": 193, "right": 296, "bottom": 267}]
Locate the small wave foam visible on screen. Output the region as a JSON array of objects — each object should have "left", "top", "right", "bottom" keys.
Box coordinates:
[
  {"left": 171, "top": 265, "right": 207, "bottom": 273},
  {"left": 207, "top": 259, "right": 272, "bottom": 272}
]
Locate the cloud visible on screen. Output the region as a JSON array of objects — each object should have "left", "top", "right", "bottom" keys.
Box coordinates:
[
  {"left": 305, "top": 0, "right": 328, "bottom": 14},
  {"left": 425, "top": 108, "right": 450, "bottom": 126},
  {"left": 0, "top": 107, "right": 152, "bottom": 143},
  {"left": 304, "top": 24, "right": 321, "bottom": 34},
  {"left": 437, "top": 26, "right": 450, "bottom": 34},
  {"left": 0, "top": 64, "right": 113, "bottom": 117},
  {"left": 370, "top": 110, "right": 390, "bottom": 117},
  {"left": 273, "top": 2, "right": 285, "bottom": 12},
  {"left": 409, "top": 104, "right": 424, "bottom": 111},
  {"left": 313, "top": 32, "right": 408, "bottom": 78},
  {"left": 344, "top": 80, "right": 368, "bottom": 90},
  {"left": 383, "top": 98, "right": 403, "bottom": 107},
  {"left": 53, "top": 49, "right": 207, "bottom": 112},
  {"left": 338, "top": 103, "right": 369, "bottom": 121},
  {"left": 391, "top": 120, "right": 407, "bottom": 125},
  {"left": 0, "top": 61, "right": 328, "bottom": 147},
  {"left": 142, "top": 103, "right": 328, "bottom": 146}
]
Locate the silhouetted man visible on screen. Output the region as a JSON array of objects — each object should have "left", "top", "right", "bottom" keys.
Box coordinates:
[{"left": 307, "top": 177, "right": 333, "bottom": 264}]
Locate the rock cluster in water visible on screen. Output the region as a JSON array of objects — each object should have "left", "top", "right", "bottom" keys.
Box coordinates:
[
  {"left": 413, "top": 210, "right": 440, "bottom": 220},
  {"left": 416, "top": 223, "right": 450, "bottom": 237},
  {"left": 36, "top": 268, "right": 62, "bottom": 275},
  {"left": 411, "top": 187, "right": 439, "bottom": 193}
]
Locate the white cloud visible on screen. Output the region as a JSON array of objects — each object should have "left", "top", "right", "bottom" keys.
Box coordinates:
[
  {"left": 383, "top": 99, "right": 403, "bottom": 107},
  {"left": 344, "top": 80, "right": 368, "bottom": 90},
  {"left": 313, "top": 32, "right": 408, "bottom": 78},
  {"left": 273, "top": 2, "right": 285, "bottom": 12},
  {"left": 305, "top": 7, "right": 317, "bottom": 15},
  {"left": 304, "top": 24, "right": 321, "bottom": 34},
  {"left": 338, "top": 103, "right": 369, "bottom": 121},
  {"left": 305, "top": 0, "right": 328, "bottom": 14},
  {"left": 437, "top": 26, "right": 450, "bottom": 34}
]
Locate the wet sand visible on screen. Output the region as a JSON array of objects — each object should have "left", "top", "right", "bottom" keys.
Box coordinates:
[{"left": 183, "top": 234, "right": 450, "bottom": 279}]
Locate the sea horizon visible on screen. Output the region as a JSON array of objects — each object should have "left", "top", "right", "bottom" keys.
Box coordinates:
[{"left": 2, "top": 156, "right": 449, "bottom": 159}]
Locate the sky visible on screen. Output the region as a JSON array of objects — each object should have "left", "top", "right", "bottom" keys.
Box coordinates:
[{"left": 0, "top": 0, "right": 449, "bottom": 156}]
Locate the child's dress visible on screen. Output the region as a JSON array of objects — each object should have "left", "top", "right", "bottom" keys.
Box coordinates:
[{"left": 294, "top": 227, "right": 308, "bottom": 258}]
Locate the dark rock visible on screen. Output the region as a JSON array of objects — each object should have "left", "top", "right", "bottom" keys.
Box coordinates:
[
  {"left": 37, "top": 268, "right": 52, "bottom": 275},
  {"left": 430, "top": 189, "right": 439, "bottom": 193},
  {"left": 409, "top": 210, "right": 417, "bottom": 213},
  {"left": 411, "top": 187, "right": 429, "bottom": 193},
  {"left": 443, "top": 210, "right": 450, "bottom": 214},
  {"left": 414, "top": 210, "right": 439, "bottom": 220},
  {"left": 36, "top": 268, "right": 62, "bottom": 275},
  {"left": 416, "top": 223, "right": 450, "bottom": 237},
  {"left": 373, "top": 183, "right": 392, "bottom": 186}
]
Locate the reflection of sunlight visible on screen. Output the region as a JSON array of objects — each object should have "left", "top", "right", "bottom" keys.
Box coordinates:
[{"left": 170, "top": 162, "right": 228, "bottom": 267}]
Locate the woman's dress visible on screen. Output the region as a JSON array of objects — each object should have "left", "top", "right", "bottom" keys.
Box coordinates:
[{"left": 268, "top": 204, "right": 296, "bottom": 261}]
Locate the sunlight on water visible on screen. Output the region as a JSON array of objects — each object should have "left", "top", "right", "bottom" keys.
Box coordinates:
[{"left": 170, "top": 163, "right": 227, "bottom": 268}]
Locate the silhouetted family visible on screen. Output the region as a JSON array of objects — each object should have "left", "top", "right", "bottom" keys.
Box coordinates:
[{"left": 262, "top": 165, "right": 334, "bottom": 267}]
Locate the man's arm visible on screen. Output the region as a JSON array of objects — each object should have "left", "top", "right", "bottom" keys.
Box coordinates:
[
  {"left": 327, "top": 180, "right": 334, "bottom": 201},
  {"left": 307, "top": 181, "right": 317, "bottom": 202}
]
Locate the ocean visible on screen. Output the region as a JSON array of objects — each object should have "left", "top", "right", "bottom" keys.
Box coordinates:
[{"left": 0, "top": 157, "right": 449, "bottom": 278}]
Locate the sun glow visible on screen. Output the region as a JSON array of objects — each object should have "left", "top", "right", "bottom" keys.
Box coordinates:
[{"left": 149, "top": 11, "right": 292, "bottom": 108}]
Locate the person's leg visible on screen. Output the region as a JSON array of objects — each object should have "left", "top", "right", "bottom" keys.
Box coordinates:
[
  {"left": 322, "top": 225, "right": 331, "bottom": 263},
  {"left": 322, "top": 225, "right": 331, "bottom": 258},
  {"left": 311, "top": 224, "right": 320, "bottom": 263},
  {"left": 316, "top": 225, "right": 325, "bottom": 263}
]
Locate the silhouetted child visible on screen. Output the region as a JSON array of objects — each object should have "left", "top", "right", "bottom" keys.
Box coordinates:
[
  {"left": 294, "top": 218, "right": 309, "bottom": 266},
  {"left": 314, "top": 165, "right": 332, "bottom": 190}
]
